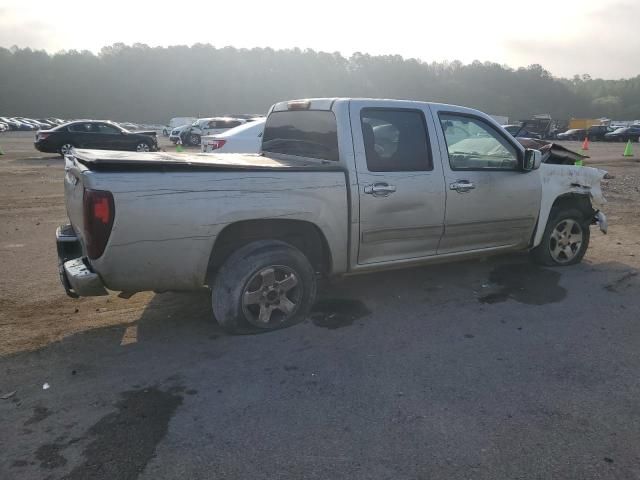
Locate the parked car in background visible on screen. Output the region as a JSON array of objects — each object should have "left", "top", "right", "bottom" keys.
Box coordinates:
[
  {"left": 557, "top": 129, "right": 587, "bottom": 141},
  {"left": 57, "top": 98, "right": 607, "bottom": 334},
  {"left": 0, "top": 117, "right": 20, "bottom": 130},
  {"left": 10, "top": 118, "right": 36, "bottom": 130},
  {"left": 503, "top": 124, "right": 542, "bottom": 139},
  {"left": 169, "top": 124, "right": 191, "bottom": 144},
  {"left": 0, "top": 122, "right": 8, "bottom": 132},
  {"left": 585, "top": 125, "right": 612, "bottom": 141},
  {"left": 163, "top": 117, "right": 197, "bottom": 136},
  {"left": 17, "top": 117, "right": 49, "bottom": 129},
  {"left": 201, "top": 118, "right": 266, "bottom": 153},
  {"left": 605, "top": 126, "right": 640, "bottom": 142},
  {"left": 35, "top": 120, "right": 158, "bottom": 156},
  {"left": 36, "top": 119, "right": 57, "bottom": 129},
  {"left": 176, "top": 117, "right": 248, "bottom": 146}
]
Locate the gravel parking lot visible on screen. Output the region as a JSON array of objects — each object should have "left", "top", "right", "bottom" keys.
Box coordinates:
[{"left": 1, "top": 131, "right": 639, "bottom": 479}]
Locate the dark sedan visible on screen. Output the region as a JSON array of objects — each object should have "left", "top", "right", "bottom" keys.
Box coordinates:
[
  {"left": 605, "top": 126, "right": 640, "bottom": 142},
  {"left": 34, "top": 121, "right": 158, "bottom": 156},
  {"left": 556, "top": 128, "right": 587, "bottom": 141}
]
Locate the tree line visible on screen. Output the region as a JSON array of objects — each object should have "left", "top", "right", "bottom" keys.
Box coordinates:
[{"left": 1, "top": 43, "right": 639, "bottom": 124}]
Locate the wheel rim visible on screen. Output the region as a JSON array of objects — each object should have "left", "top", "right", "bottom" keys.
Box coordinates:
[
  {"left": 136, "top": 143, "right": 150, "bottom": 152},
  {"left": 241, "top": 265, "right": 302, "bottom": 328},
  {"left": 60, "top": 144, "right": 74, "bottom": 155},
  {"left": 191, "top": 135, "right": 199, "bottom": 145},
  {"left": 549, "top": 219, "right": 583, "bottom": 264}
]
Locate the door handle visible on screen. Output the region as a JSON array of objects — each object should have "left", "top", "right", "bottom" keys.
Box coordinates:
[
  {"left": 449, "top": 180, "right": 475, "bottom": 193},
  {"left": 364, "top": 183, "right": 397, "bottom": 196}
]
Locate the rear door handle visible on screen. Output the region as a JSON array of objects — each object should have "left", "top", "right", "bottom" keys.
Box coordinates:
[
  {"left": 449, "top": 180, "right": 475, "bottom": 193},
  {"left": 364, "top": 183, "right": 396, "bottom": 196}
]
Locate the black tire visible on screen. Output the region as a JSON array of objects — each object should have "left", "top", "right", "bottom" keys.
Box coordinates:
[
  {"left": 531, "top": 208, "right": 590, "bottom": 266},
  {"left": 59, "top": 143, "right": 75, "bottom": 157},
  {"left": 134, "top": 141, "right": 152, "bottom": 152},
  {"left": 212, "top": 240, "right": 317, "bottom": 334},
  {"left": 189, "top": 133, "right": 201, "bottom": 146}
]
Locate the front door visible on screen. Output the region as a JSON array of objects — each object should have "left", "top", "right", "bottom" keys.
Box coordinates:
[
  {"left": 350, "top": 100, "right": 446, "bottom": 265},
  {"left": 431, "top": 109, "right": 541, "bottom": 254}
]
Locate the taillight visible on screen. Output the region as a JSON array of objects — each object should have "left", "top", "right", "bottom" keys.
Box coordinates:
[
  {"left": 210, "top": 139, "right": 226, "bottom": 150},
  {"left": 37, "top": 133, "right": 50, "bottom": 141},
  {"left": 83, "top": 189, "right": 115, "bottom": 259}
]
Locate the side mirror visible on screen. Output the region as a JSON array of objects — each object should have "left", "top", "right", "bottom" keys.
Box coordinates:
[{"left": 522, "top": 148, "right": 542, "bottom": 171}]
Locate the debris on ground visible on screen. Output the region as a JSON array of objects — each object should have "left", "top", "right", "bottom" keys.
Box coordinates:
[{"left": 1, "top": 391, "right": 16, "bottom": 400}]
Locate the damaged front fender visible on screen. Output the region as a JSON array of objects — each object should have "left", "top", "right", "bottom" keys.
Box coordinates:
[{"left": 533, "top": 164, "right": 608, "bottom": 248}]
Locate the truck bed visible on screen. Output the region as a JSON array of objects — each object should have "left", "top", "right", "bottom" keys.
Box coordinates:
[{"left": 72, "top": 149, "right": 342, "bottom": 172}]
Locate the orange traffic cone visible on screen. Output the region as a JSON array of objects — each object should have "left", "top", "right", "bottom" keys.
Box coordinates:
[{"left": 581, "top": 137, "right": 589, "bottom": 151}]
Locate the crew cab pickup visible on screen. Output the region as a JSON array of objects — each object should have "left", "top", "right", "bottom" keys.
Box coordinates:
[{"left": 57, "top": 98, "right": 608, "bottom": 334}]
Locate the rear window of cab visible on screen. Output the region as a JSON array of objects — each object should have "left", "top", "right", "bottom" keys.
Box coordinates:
[{"left": 261, "top": 110, "right": 339, "bottom": 161}]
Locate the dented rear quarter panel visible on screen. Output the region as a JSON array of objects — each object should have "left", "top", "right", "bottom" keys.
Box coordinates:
[
  {"left": 533, "top": 164, "right": 607, "bottom": 247},
  {"left": 83, "top": 170, "right": 349, "bottom": 292}
]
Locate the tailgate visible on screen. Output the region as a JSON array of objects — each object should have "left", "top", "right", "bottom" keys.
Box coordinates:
[{"left": 63, "top": 155, "right": 87, "bottom": 248}]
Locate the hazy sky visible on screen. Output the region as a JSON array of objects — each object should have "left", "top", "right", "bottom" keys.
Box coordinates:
[{"left": 0, "top": 0, "right": 637, "bottom": 79}]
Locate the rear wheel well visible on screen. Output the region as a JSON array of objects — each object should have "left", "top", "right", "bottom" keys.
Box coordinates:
[{"left": 208, "top": 219, "right": 331, "bottom": 281}]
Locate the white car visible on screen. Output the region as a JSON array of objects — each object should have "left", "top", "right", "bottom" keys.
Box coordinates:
[
  {"left": 201, "top": 118, "right": 266, "bottom": 153},
  {"left": 179, "top": 117, "right": 250, "bottom": 146}
]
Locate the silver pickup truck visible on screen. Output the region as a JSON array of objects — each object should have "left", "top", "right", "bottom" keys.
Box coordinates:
[{"left": 57, "top": 98, "right": 607, "bottom": 333}]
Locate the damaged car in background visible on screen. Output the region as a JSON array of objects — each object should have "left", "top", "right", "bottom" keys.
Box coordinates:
[{"left": 56, "top": 98, "right": 608, "bottom": 334}]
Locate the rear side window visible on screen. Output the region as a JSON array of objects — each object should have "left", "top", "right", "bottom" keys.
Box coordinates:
[
  {"left": 360, "top": 108, "right": 432, "bottom": 172},
  {"left": 262, "top": 110, "right": 339, "bottom": 161},
  {"left": 95, "top": 123, "right": 120, "bottom": 134},
  {"left": 68, "top": 123, "right": 92, "bottom": 133}
]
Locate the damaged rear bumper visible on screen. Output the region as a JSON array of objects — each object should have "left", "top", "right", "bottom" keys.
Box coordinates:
[{"left": 56, "top": 224, "right": 108, "bottom": 297}]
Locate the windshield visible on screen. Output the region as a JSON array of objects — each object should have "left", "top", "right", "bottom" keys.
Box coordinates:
[{"left": 262, "top": 110, "right": 339, "bottom": 161}]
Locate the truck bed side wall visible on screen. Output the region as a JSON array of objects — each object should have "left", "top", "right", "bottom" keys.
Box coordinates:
[{"left": 84, "top": 170, "right": 349, "bottom": 292}]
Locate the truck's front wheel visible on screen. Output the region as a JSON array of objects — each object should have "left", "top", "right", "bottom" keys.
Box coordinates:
[
  {"left": 212, "top": 240, "right": 317, "bottom": 334},
  {"left": 531, "top": 208, "right": 590, "bottom": 266}
]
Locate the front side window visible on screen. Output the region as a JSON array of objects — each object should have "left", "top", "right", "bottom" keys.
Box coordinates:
[
  {"left": 440, "top": 114, "right": 518, "bottom": 170},
  {"left": 262, "top": 110, "right": 338, "bottom": 161},
  {"left": 360, "top": 109, "right": 432, "bottom": 172}
]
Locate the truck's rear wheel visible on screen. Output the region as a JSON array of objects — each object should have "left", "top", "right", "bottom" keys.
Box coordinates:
[
  {"left": 212, "top": 240, "right": 316, "bottom": 334},
  {"left": 531, "top": 208, "right": 590, "bottom": 266}
]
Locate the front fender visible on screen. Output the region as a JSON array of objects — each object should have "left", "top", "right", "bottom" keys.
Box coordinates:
[{"left": 532, "top": 164, "right": 607, "bottom": 248}]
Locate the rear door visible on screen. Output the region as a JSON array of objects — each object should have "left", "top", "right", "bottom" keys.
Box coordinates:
[
  {"left": 431, "top": 107, "right": 541, "bottom": 254},
  {"left": 350, "top": 100, "right": 446, "bottom": 264}
]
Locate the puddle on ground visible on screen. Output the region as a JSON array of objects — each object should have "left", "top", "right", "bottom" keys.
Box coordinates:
[
  {"left": 59, "top": 385, "right": 183, "bottom": 479},
  {"left": 310, "top": 298, "right": 371, "bottom": 329},
  {"left": 478, "top": 263, "right": 566, "bottom": 305}
]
